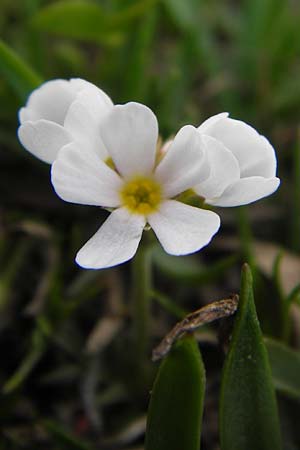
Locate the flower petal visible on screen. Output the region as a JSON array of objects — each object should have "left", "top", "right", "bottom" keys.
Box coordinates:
[
  {"left": 201, "top": 116, "right": 277, "bottom": 178},
  {"left": 19, "top": 79, "right": 77, "bottom": 124},
  {"left": 19, "top": 78, "right": 112, "bottom": 125},
  {"left": 194, "top": 135, "right": 240, "bottom": 199},
  {"left": 99, "top": 102, "right": 158, "bottom": 178},
  {"left": 18, "top": 120, "right": 71, "bottom": 164},
  {"left": 76, "top": 208, "right": 145, "bottom": 269},
  {"left": 198, "top": 112, "right": 229, "bottom": 134},
  {"left": 73, "top": 82, "right": 113, "bottom": 115},
  {"left": 148, "top": 200, "right": 220, "bottom": 255},
  {"left": 64, "top": 99, "right": 109, "bottom": 160},
  {"left": 208, "top": 176, "right": 280, "bottom": 207},
  {"left": 154, "top": 125, "right": 209, "bottom": 198},
  {"left": 51, "top": 142, "right": 123, "bottom": 207}
]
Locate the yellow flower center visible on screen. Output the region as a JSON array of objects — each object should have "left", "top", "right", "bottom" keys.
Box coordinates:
[{"left": 120, "top": 175, "right": 162, "bottom": 215}]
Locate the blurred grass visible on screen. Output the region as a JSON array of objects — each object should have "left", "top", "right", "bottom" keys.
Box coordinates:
[{"left": 1, "top": 0, "right": 300, "bottom": 449}]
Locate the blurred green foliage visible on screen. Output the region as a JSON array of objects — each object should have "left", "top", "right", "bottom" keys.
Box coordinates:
[{"left": 1, "top": 0, "right": 300, "bottom": 449}]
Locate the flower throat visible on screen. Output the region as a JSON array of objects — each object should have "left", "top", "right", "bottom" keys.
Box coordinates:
[{"left": 120, "top": 175, "right": 162, "bottom": 215}]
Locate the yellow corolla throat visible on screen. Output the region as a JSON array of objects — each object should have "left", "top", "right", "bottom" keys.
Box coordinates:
[{"left": 120, "top": 175, "right": 162, "bottom": 215}]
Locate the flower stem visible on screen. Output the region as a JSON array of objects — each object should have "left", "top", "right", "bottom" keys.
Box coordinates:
[{"left": 131, "top": 241, "right": 152, "bottom": 368}]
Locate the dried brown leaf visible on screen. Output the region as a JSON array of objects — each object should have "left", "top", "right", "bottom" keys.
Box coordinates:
[{"left": 152, "top": 295, "right": 239, "bottom": 361}]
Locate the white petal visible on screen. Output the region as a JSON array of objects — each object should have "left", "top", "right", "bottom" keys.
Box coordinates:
[
  {"left": 154, "top": 125, "right": 209, "bottom": 198},
  {"left": 19, "top": 79, "right": 77, "bottom": 124},
  {"left": 240, "top": 134, "right": 277, "bottom": 178},
  {"left": 73, "top": 83, "right": 113, "bottom": 116},
  {"left": 202, "top": 117, "right": 277, "bottom": 178},
  {"left": 19, "top": 78, "right": 113, "bottom": 126},
  {"left": 99, "top": 102, "right": 158, "bottom": 178},
  {"left": 194, "top": 135, "right": 240, "bottom": 199},
  {"left": 69, "top": 78, "right": 100, "bottom": 91},
  {"left": 19, "top": 107, "right": 30, "bottom": 123},
  {"left": 51, "top": 142, "right": 123, "bottom": 207},
  {"left": 63, "top": 85, "right": 113, "bottom": 160},
  {"left": 198, "top": 112, "right": 229, "bottom": 134},
  {"left": 208, "top": 176, "right": 280, "bottom": 207},
  {"left": 18, "top": 120, "right": 71, "bottom": 164},
  {"left": 64, "top": 100, "right": 108, "bottom": 160},
  {"left": 76, "top": 208, "right": 145, "bottom": 269},
  {"left": 148, "top": 200, "right": 220, "bottom": 255},
  {"left": 70, "top": 78, "right": 113, "bottom": 106}
]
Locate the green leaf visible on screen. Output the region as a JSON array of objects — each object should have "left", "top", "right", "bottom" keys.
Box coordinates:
[
  {"left": 0, "top": 39, "right": 42, "bottom": 101},
  {"left": 291, "top": 132, "right": 300, "bottom": 252},
  {"left": 111, "top": 0, "right": 158, "bottom": 25},
  {"left": 162, "top": 0, "right": 200, "bottom": 31},
  {"left": 3, "top": 327, "right": 46, "bottom": 394},
  {"left": 150, "top": 289, "right": 186, "bottom": 319},
  {"left": 0, "top": 240, "right": 30, "bottom": 310},
  {"left": 145, "top": 335, "right": 205, "bottom": 450},
  {"left": 161, "top": 0, "right": 221, "bottom": 80},
  {"left": 266, "top": 337, "right": 300, "bottom": 400},
  {"left": 287, "top": 284, "right": 300, "bottom": 307},
  {"left": 152, "top": 244, "right": 237, "bottom": 285},
  {"left": 43, "top": 420, "right": 91, "bottom": 450},
  {"left": 31, "top": 1, "right": 122, "bottom": 45},
  {"left": 32, "top": 0, "right": 157, "bottom": 46},
  {"left": 220, "top": 264, "right": 282, "bottom": 450},
  {"left": 121, "top": 6, "right": 158, "bottom": 101}
]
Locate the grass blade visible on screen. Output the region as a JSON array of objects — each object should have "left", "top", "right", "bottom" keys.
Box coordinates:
[
  {"left": 266, "top": 337, "right": 300, "bottom": 400},
  {"left": 0, "top": 39, "right": 42, "bottom": 101}
]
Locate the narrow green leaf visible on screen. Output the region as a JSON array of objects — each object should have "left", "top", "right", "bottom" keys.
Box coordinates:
[
  {"left": 110, "top": 0, "right": 157, "bottom": 25},
  {"left": 152, "top": 244, "right": 237, "bottom": 285},
  {"left": 31, "top": 1, "right": 123, "bottom": 45},
  {"left": 163, "top": 0, "right": 199, "bottom": 31},
  {"left": 161, "top": 0, "right": 221, "bottom": 80},
  {"left": 152, "top": 245, "right": 201, "bottom": 278},
  {"left": 266, "top": 337, "right": 300, "bottom": 400},
  {"left": 157, "top": 35, "right": 194, "bottom": 135},
  {"left": 0, "top": 39, "right": 42, "bottom": 100},
  {"left": 0, "top": 240, "right": 30, "bottom": 310},
  {"left": 3, "top": 327, "right": 46, "bottom": 394},
  {"left": 32, "top": 0, "right": 157, "bottom": 45},
  {"left": 291, "top": 131, "right": 300, "bottom": 252},
  {"left": 121, "top": 6, "right": 158, "bottom": 101},
  {"left": 220, "top": 264, "right": 282, "bottom": 450},
  {"left": 145, "top": 335, "right": 205, "bottom": 450},
  {"left": 150, "top": 289, "right": 186, "bottom": 319},
  {"left": 287, "top": 284, "right": 300, "bottom": 307},
  {"left": 43, "top": 420, "right": 91, "bottom": 450}
]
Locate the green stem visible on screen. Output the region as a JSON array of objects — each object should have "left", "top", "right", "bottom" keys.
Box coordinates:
[{"left": 131, "top": 241, "right": 152, "bottom": 364}]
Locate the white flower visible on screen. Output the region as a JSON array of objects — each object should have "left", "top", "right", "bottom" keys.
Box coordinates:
[
  {"left": 20, "top": 79, "right": 280, "bottom": 271},
  {"left": 18, "top": 78, "right": 113, "bottom": 164},
  {"left": 195, "top": 113, "right": 280, "bottom": 206},
  {"left": 51, "top": 102, "right": 221, "bottom": 269}
]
